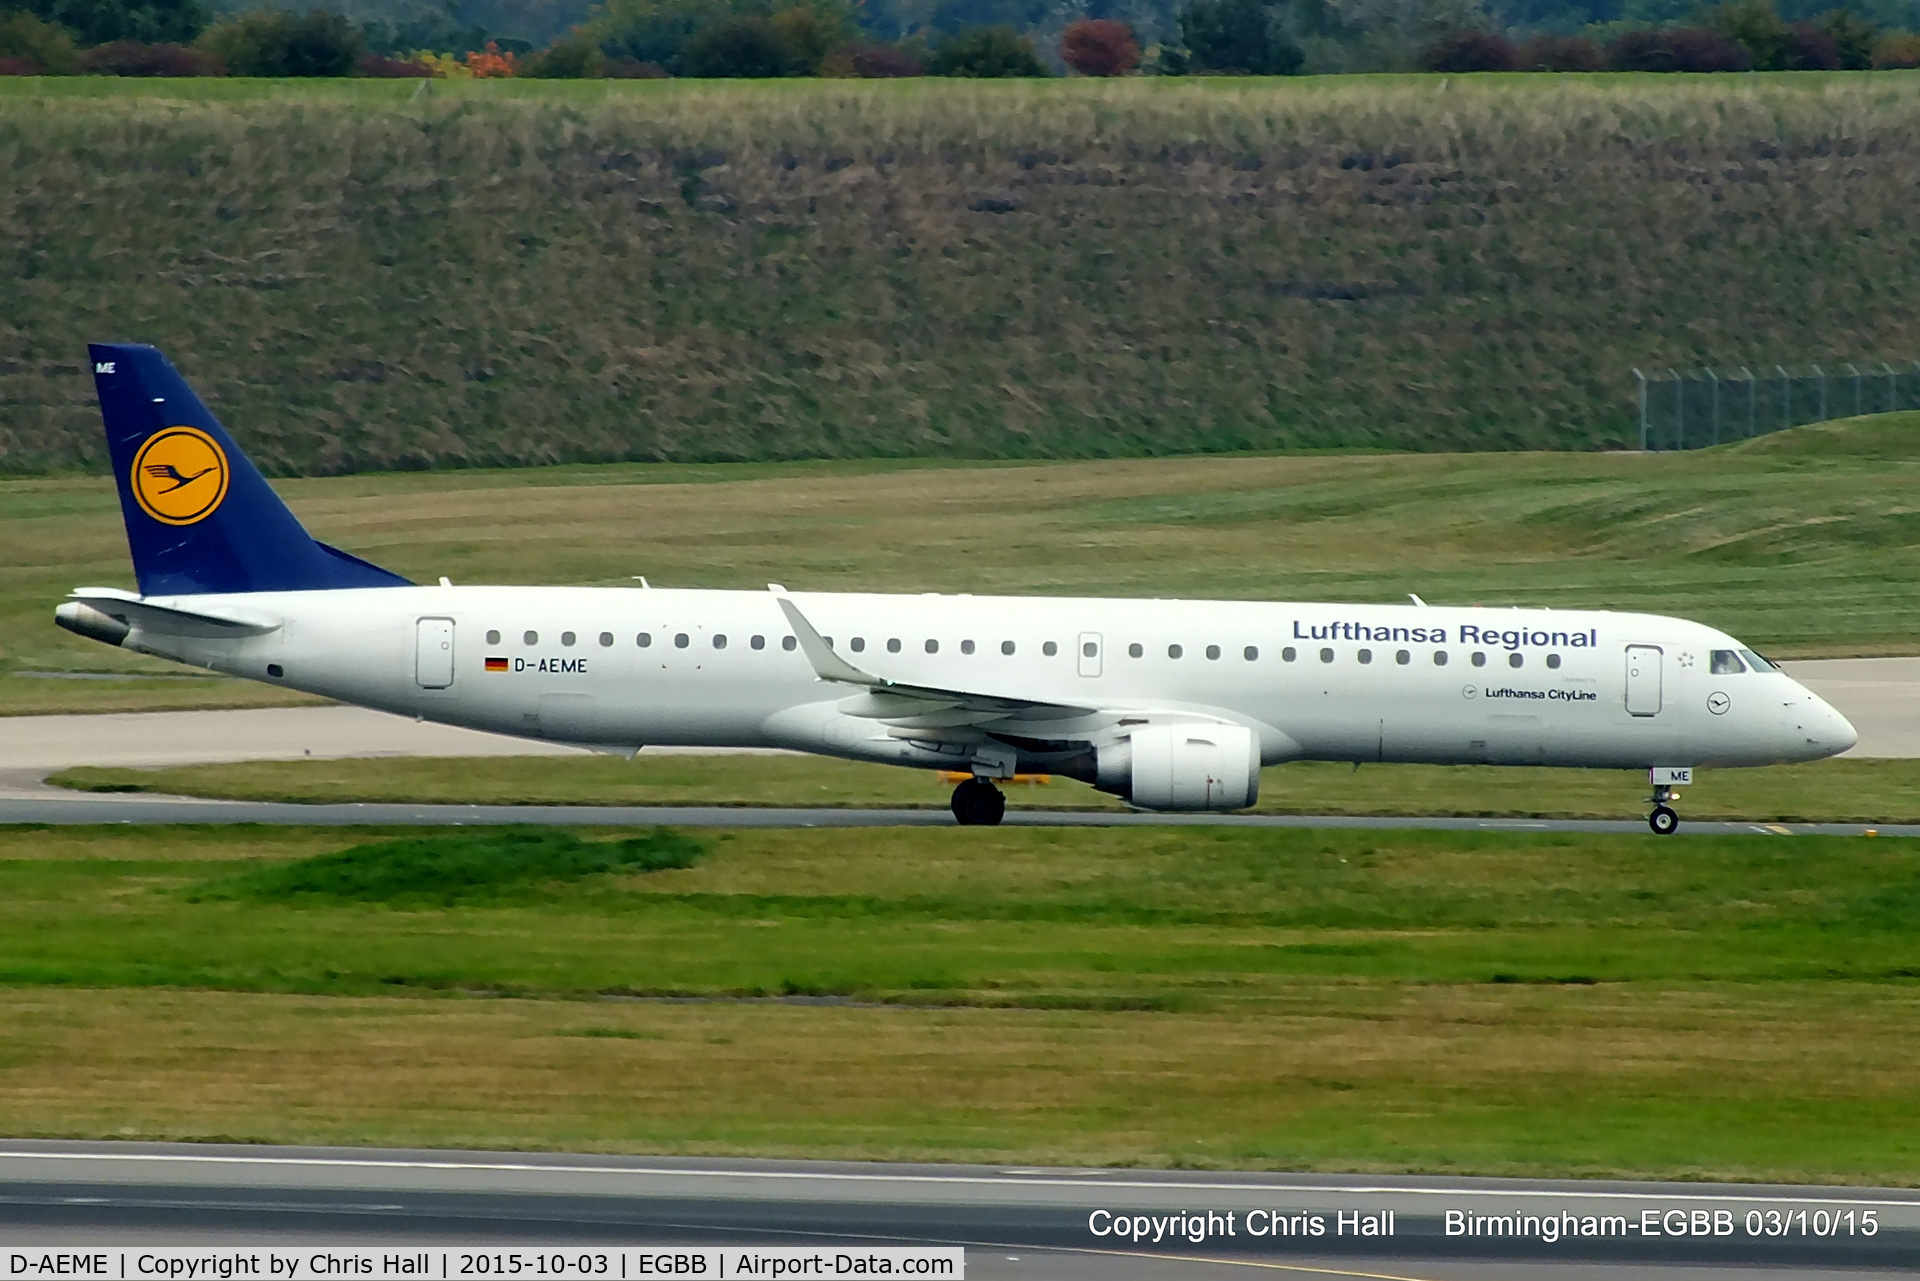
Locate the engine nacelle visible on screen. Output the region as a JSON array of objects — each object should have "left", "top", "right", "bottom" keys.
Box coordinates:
[{"left": 1098, "top": 723, "right": 1260, "bottom": 812}]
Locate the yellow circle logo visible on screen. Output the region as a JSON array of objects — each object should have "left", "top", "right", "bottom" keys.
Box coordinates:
[{"left": 131, "top": 426, "right": 229, "bottom": 526}]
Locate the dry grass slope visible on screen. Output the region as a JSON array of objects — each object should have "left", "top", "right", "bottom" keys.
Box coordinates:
[{"left": 5, "top": 76, "right": 1920, "bottom": 473}]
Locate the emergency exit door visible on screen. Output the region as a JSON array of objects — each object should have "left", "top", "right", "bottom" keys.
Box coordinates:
[
  {"left": 416, "top": 617, "right": 455, "bottom": 689},
  {"left": 1624, "top": 644, "right": 1662, "bottom": 717},
  {"left": 1078, "top": 632, "right": 1102, "bottom": 677}
]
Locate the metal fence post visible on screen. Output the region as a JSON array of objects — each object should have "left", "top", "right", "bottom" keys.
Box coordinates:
[
  {"left": 1778, "top": 366, "right": 1790, "bottom": 430},
  {"left": 1814, "top": 365, "right": 1826, "bottom": 422},
  {"left": 1634, "top": 368, "right": 1648, "bottom": 451},
  {"left": 1740, "top": 366, "right": 1756, "bottom": 438},
  {"left": 1887, "top": 363, "right": 1898, "bottom": 414},
  {"left": 1708, "top": 368, "right": 1720, "bottom": 445},
  {"left": 1670, "top": 368, "right": 1682, "bottom": 450},
  {"left": 1848, "top": 363, "right": 1861, "bottom": 417}
]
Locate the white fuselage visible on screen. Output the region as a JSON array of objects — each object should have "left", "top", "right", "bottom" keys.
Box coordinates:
[{"left": 108, "top": 585, "right": 1856, "bottom": 780}]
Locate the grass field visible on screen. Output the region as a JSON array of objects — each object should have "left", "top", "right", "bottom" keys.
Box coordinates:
[
  {"left": 6, "top": 74, "right": 1920, "bottom": 474},
  {"left": 50, "top": 754, "right": 1920, "bottom": 824},
  {"left": 4, "top": 821, "right": 1920, "bottom": 1178},
  {"left": 8, "top": 417, "right": 1920, "bottom": 713}
]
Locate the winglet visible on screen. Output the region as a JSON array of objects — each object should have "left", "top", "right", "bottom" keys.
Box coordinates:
[{"left": 770, "top": 586, "right": 889, "bottom": 688}]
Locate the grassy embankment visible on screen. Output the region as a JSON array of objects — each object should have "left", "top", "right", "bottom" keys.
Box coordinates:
[
  {"left": 6, "top": 75, "right": 1920, "bottom": 477},
  {"left": 4, "top": 822, "right": 1920, "bottom": 1179},
  {"left": 48, "top": 755, "right": 1920, "bottom": 824},
  {"left": 8, "top": 414, "right": 1920, "bottom": 713}
]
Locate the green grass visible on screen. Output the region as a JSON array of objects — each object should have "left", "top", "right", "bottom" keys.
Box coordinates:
[
  {"left": 204, "top": 827, "right": 706, "bottom": 905},
  {"left": 10, "top": 420, "right": 1920, "bottom": 711},
  {"left": 3, "top": 821, "right": 1920, "bottom": 1177},
  {"left": 6, "top": 75, "right": 1920, "bottom": 476},
  {"left": 49, "top": 754, "right": 1920, "bottom": 825}
]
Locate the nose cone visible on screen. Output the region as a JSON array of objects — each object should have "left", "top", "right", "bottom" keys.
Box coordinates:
[{"left": 1795, "top": 690, "right": 1858, "bottom": 760}]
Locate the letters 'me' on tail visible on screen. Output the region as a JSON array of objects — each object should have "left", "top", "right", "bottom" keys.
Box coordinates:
[{"left": 90, "top": 344, "right": 410, "bottom": 596}]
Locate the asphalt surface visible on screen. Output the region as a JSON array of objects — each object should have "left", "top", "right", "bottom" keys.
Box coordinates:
[
  {"left": 0, "top": 789, "right": 1910, "bottom": 836},
  {"left": 2, "top": 1141, "right": 1915, "bottom": 1279}
]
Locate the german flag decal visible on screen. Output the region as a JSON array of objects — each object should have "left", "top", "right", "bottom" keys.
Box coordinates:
[{"left": 484, "top": 656, "right": 509, "bottom": 672}]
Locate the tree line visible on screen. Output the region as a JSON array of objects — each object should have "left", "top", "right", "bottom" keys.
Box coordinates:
[{"left": 0, "top": 0, "right": 1915, "bottom": 76}]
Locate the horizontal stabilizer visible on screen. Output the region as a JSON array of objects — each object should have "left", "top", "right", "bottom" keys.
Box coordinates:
[{"left": 62, "top": 587, "right": 282, "bottom": 639}]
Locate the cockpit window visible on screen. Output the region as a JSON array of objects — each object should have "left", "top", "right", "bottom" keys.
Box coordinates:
[
  {"left": 1738, "top": 648, "right": 1777, "bottom": 673},
  {"left": 1710, "top": 649, "right": 1747, "bottom": 675}
]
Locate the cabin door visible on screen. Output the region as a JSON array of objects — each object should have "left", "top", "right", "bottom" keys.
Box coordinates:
[
  {"left": 1624, "top": 645, "right": 1663, "bottom": 717},
  {"left": 415, "top": 617, "right": 455, "bottom": 689}
]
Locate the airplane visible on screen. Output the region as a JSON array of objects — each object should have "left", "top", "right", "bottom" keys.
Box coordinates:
[{"left": 55, "top": 344, "right": 1858, "bottom": 835}]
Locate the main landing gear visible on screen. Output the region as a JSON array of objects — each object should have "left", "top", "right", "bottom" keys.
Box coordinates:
[
  {"left": 1648, "top": 785, "right": 1680, "bottom": 836},
  {"left": 951, "top": 776, "right": 1007, "bottom": 827}
]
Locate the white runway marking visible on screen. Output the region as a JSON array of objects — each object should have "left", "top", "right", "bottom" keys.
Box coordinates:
[{"left": 5, "top": 1148, "right": 1919, "bottom": 1208}]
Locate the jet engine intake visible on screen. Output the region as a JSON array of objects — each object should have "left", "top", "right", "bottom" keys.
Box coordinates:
[{"left": 1099, "top": 722, "right": 1260, "bottom": 811}]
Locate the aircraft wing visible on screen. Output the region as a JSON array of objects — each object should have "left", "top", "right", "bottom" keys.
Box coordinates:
[{"left": 771, "top": 587, "right": 1094, "bottom": 728}]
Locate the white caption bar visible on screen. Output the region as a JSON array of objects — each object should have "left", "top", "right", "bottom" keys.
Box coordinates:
[{"left": 5, "top": 1250, "right": 963, "bottom": 1281}]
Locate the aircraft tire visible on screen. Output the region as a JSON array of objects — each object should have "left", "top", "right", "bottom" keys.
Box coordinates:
[
  {"left": 951, "top": 778, "right": 1007, "bottom": 826},
  {"left": 1648, "top": 804, "right": 1679, "bottom": 836}
]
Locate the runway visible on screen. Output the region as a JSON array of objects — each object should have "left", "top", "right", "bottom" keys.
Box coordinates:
[
  {"left": 2, "top": 1141, "right": 1915, "bottom": 1279},
  {"left": 0, "top": 789, "right": 1910, "bottom": 836}
]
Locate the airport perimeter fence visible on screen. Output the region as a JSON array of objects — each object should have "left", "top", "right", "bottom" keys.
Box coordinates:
[{"left": 1633, "top": 362, "right": 1920, "bottom": 451}]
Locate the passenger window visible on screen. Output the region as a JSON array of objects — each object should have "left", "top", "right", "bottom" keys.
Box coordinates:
[
  {"left": 851, "top": 637, "right": 866, "bottom": 653},
  {"left": 524, "top": 631, "right": 538, "bottom": 646},
  {"left": 561, "top": 631, "right": 576, "bottom": 647},
  {"left": 674, "top": 633, "right": 689, "bottom": 649},
  {"left": 598, "top": 632, "right": 613, "bottom": 648},
  {"left": 1471, "top": 652, "right": 1486, "bottom": 667},
  {"left": 1002, "top": 641, "right": 1015, "bottom": 655},
  {"left": 1738, "top": 648, "right": 1776, "bottom": 672},
  {"left": 1205, "top": 645, "right": 1221, "bottom": 660},
  {"left": 1319, "top": 648, "right": 1334, "bottom": 663},
  {"left": 1711, "top": 649, "right": 1746, "bottom": 675},
  {"left": 1396, "top": 649, "right": 1410, "bottom": 665},
  {"left": 1129, "top": 643, "right": 1143, "bottom": 658},
  {"left": 888, "top": 638, "right": 902, "bottom": 653},
  {"left": 1509, "top": 652, "right": 1523, "bottom": 668},
  {"left": 1358, "top": 649, "right": 1372, "bottom": 665},
  {"left": 1546, "top": 653, "right": 1560, "bottom": 669},
  {"left": 961, "top": 639, "right": 975, "bottom": 655},
  {"left": 1244, "top": 646, "right": 1258, "bottom": 661},
  {"left": 637, "top": 632, "right": 652, "bottom": 648},
  {"left": 783, "top": 636, "right": 797, "bottom": 651},
  {"left": 927, "top": 639, "right": 939, "bottom": 654},
  {"left": 1433, "top": 651, "right": 1448, "bottom": 666},
  {"left": 1082, "top": 641, "right": 1097, "bottom": 658},
  {"left": 486, "top": 629, "right": 501, "bottom": 645},
  {"left": 751, "top": 635, "right": 766, "bottom": 650},
  {"left": 1168, "top": 644, "right": 1183, "bottom": 659},
  {"left": 713, "top": 634, "right": 727, "bottom": 650},
  {"left": 1042, "top": 641, "right": 1058, "bottom": 656},
  {"left": 825, "top": 637, "right": 834, "bottom": 648},
  {"left": 1282, "top": 647, "right": 1297, "bottom": 662}
]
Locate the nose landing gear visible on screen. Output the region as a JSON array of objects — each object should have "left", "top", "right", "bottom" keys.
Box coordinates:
[
  {"left": 951, "top": 776, "right": 1007, "bottom": 827},
  {"left": 1645, "top": 768, "right": 1693, "bottom": 836},
  {"left": 1648, "top": 785, "right": 1679, "bottom": 836}
]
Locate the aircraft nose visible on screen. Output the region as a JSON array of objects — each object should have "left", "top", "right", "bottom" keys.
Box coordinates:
[{"left": 1798, "top": 691, "right": 1857, "bottom": 758}]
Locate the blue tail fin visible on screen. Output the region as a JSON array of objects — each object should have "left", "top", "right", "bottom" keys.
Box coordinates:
[{"left": 90, "top": 343, "right": 411, "bottom": 596}]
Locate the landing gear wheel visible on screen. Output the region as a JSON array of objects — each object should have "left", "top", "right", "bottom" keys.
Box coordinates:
[
  {"left": 951, "top": 777, "right": 1007, "bottom": 827},
  {"left": 1649, "top": 804, "right": 1679, "bottom": 836}
]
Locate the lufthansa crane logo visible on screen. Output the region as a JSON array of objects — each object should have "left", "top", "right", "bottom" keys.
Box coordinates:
[{"left": 131, "top": 426, "right": 229, "bottom": 526}]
